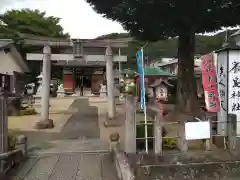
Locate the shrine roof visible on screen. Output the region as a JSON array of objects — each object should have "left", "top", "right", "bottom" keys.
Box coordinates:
[
  {"left": 149, "top": 79, "right": 174, "bottom": 87},
  {"left": 53, "top": 60, "right": 106, "bottom": 67},
  {"left": 143, "top": 67, "right": 175, "bottom": 77}
]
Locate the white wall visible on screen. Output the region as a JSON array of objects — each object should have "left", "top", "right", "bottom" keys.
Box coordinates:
[
  {"left": 0, "top": 50, "right": 22, "bottom": 75},
  {"left": 234, "top": 36, "right": 240, "bottom": 46}
]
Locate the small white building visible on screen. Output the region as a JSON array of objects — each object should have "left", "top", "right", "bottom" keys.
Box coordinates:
[
  {"left": 0, "top": 39, "right": 29, "bottom": 94},
  {"left": 154, "top": 56, "right": 202, "bottom": 75}
]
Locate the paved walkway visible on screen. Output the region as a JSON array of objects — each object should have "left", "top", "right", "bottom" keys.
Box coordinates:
[
  {"left": 60, "top": 98, "right": 100, "bottom": 139},
  {"left": 10, "top": 153, "right": 116, "bottom": 180},
  {"left": 7, "top": 97, "right": 120, "bottom": 180}
]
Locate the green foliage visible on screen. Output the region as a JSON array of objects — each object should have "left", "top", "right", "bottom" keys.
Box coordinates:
[
  {"left": 0, "top": 9, "right": 69, "bottom": 39},
  {"left": 120, "top": 80, "right": 137, "bottom": 96},
  {"left": 136, "top": 122, "right": 177, "bottom": 149},
  {"left": 8, "top": 133, "right": 17, "bottom": 151},
  {"left": 107, "top": 30, "right": 237, "bottom": 70},
  {"left": 86, "top": 0, "right": 240, "bottom": 41},
  {"left": 87, "top": 0, "right": 240, "bottom": 112},
  {"left": 0, "top": 9, "right": 69, "bottom": 79},
  {"left": 18, "top": 107, "right": 37, "bottom": 116}
]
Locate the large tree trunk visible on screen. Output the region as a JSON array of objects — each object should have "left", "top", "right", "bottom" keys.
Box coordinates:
[{"left": 176, "top": 31, "right": 199, "bottom": 113}]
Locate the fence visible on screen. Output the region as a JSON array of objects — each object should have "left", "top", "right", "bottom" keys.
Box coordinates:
[
  {"left": 144, "top": 106, "right": 237, "bottom": 155},
  {"left": 0, "top": 93, "right": 8, "bottom": 155},
  {"left": 0, "top": 88, "right": 28, "bottom": 175}
]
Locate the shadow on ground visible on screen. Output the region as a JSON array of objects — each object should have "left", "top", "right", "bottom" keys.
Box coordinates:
[
  {"left": 10, "top": 98, "right": 100, "bottom": 150},
  {"left": 61, "top": 97, "right": 100, "bottom": 139}
]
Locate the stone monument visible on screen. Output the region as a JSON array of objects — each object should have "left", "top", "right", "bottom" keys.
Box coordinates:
[
  {"left": 35, "top": 73, "right": 43, "bottom": 98},
  {"left": 99, "top": 83, "right": 107, "bottom": 97}
]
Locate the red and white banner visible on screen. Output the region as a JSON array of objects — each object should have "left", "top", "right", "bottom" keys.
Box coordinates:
[{"left": 201, "top": 54, "right": 220, "bottom": 112}]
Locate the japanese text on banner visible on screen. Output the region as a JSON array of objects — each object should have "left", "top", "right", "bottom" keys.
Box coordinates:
[{"left": 201, "top": 54, "right": 220, "bottom": 112}]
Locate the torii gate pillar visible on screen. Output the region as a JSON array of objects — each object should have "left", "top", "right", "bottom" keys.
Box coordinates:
[
  {"left": 105, "top": 46, "right": 116, "bottom": 119},
  {"left": 34, "top": 45, "right": 54, "bottom": 129}
]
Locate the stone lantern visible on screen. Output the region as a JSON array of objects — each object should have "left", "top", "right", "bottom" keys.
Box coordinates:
[
  {"left": 35, "top": 73, "right": 43, "bottom": 98},
  {"left": 149, "top": 79, "right": 173, "bottom": 102}
]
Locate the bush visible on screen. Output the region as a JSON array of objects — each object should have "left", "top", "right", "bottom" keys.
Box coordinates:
[
  {"left": 136, "top": 122, "right": 177, "bottom": 150},
  {"left": 162, "top": 138, "right": 177, "bottom": 149},
  {"left": 8, "top": 133, "right": 17, "bottom": 151},
  {"left": 18, "top": 107, "right": 36, "bottom": 116}
]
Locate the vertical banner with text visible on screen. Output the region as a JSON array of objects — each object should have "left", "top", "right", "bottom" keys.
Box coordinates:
[
  {"left": 137, "top": 50, "right": 145, "bottom": 111},
  {"left": 201, "top": 54, "right": 220, "bottom": 112}
]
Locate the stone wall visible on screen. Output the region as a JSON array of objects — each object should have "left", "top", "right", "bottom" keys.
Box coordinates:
[{"left": 136, "top": 162, "right": 240, "bottom": 180}]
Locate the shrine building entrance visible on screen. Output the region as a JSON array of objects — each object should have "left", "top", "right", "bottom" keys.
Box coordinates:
[{"left": 57, "top": 62, "right": 106, "bottom": 95}]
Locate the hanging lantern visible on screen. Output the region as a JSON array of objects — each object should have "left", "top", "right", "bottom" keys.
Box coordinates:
[{"left": 155, "top": 84, "right": 168, "bottom": 100}]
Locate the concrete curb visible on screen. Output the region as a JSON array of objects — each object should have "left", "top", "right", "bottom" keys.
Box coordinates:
[
  {"left": 27, "top": 150, "right": 110, "bottom": 158},
  {"left": 112, "top": 147, "right": 135, "bottom": 180}
]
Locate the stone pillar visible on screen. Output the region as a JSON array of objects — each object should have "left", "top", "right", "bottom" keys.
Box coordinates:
[
  {"left": 0, "top": 93, "right": 8, "bottom": 154},
  {"left": 227, "top": 113, "right": 237, "bottom": 151},
  {"left": 35, "top": 45, "right": 53, "bottom": 129},
  {"left": 125, "top": 95, "right": 136, "bottom": 153},
  {"left": 154, "top": 113, "right": 163, "bottom": 156},
  {"left": 106, "top": 46, "right": 116, "bottom": 119}
]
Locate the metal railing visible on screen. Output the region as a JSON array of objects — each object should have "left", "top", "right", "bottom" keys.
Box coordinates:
[
  {"left": 0, "top": 92, "right": 29, "bottom": 176},
  {"left": 0, "top": 138, "right": 28, "bottom": 176},
  {"left": 146, "top": 106, "right": 238, "bottom": 155}
]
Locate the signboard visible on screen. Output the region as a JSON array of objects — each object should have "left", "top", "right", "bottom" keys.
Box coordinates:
[
  {"left": 201, "top": 54, "right": 220, "bottom": 112},
  {"left": 185, "top": 121, "right": 210, "bottom": 140},
  {"left": 137, "top": 50, "right": 145, "bottom": 111},
  {"left": 216, "top": 52, "right": 228, "bottom": 135},
  {"left": 228, "top": 52, "right": 240, "bottom": 113},
  {"left": 227, "top": 51, "right": 240, "bottom": 135}
]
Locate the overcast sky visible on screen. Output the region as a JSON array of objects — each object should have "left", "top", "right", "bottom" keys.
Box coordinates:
[{"left": 0, "top": 0, "right": 126, "bottom": 39}]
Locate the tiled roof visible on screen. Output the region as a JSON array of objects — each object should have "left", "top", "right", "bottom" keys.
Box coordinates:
[
  {"left": 231, "top": 29, "right": 240, "bottom": 37},
  {"left": 157, "top": 59, "right": 178, "bottom": 67},
  {"left": 53, "top": 60, "right": 106, "bottom": 67}
]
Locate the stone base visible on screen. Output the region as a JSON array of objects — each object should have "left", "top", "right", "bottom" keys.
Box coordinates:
[
  {"left": 103, "top": 113, "right": 124, "bottom": 127},
  {"left": 115, "top": 98, "right": 123, "bottom": 105},
  {"left": 34, "top": 119, "right": 54, "bottom": 129},
  {"left": 57, "top": 92, "right": 65, "bottom": 97}
]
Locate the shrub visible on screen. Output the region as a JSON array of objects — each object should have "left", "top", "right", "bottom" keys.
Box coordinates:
[
  {"left": 8, "top": 133, "right": 17, "bottom": 151},
  {"left": 18, "top": 107, "right": 37, "bottom": 116},
  {"left": 136, "top": 122, "right": 177, "bottom": 150}
]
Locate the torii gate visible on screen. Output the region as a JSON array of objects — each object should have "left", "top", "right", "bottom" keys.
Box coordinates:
[{"left": 25, "top": 38, "right": 128, "bottom": 129}]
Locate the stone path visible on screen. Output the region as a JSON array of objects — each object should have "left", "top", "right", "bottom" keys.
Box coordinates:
[
  {"left": 60, "top": 97, "right": 100, "bottom": 139},
  {"left": 10, "top": 153, "right": 117, "bottom": 180}
]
